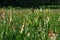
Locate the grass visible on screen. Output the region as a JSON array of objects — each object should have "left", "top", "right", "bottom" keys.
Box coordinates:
[{"left": 0, "top": 8, "right": 60, "bottom": 40}]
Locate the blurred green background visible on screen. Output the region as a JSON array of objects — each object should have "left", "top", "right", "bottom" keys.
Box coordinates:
[{"left": 0, "top": 8, "right": 60, "bottom": 40}]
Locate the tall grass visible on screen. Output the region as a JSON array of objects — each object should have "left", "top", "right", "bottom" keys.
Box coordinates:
[{"left": 0, "top": 8, "right": 60, "bottom": 40}]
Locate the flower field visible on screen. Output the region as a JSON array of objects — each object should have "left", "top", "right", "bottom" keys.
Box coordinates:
[{"left": 0, "top": 8, "right": 60, "bottom": 40}]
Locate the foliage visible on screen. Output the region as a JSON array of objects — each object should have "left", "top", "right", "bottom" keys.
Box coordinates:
[
  {"left": 0, "top": 0, "right": 60, "bottom": 7},
  {"left": 0, "top": 8, "right": 60, "bottom": 40}
]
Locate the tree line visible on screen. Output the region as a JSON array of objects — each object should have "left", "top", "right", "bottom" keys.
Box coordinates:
[{"left": 0, "top": 0, "right": 60, "bottom": 8}]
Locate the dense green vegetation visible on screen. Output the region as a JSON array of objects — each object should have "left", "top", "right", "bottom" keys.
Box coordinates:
[{"left": 0, "top": 8, "right": 60, "bottom": 40}]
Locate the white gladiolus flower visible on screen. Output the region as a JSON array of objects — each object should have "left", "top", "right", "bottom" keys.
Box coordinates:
[
  {"left": 20, "top": 24, "right": 24, "bottom": 33},
  {"left": 40, "top": 8, "right": 43, "bottom": 12},
  {"left": 45, "top": 16, "right": 50, "bottom": 24},
  {"left": 27, "top": 33, "right": 30, "bottom": 37}
]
